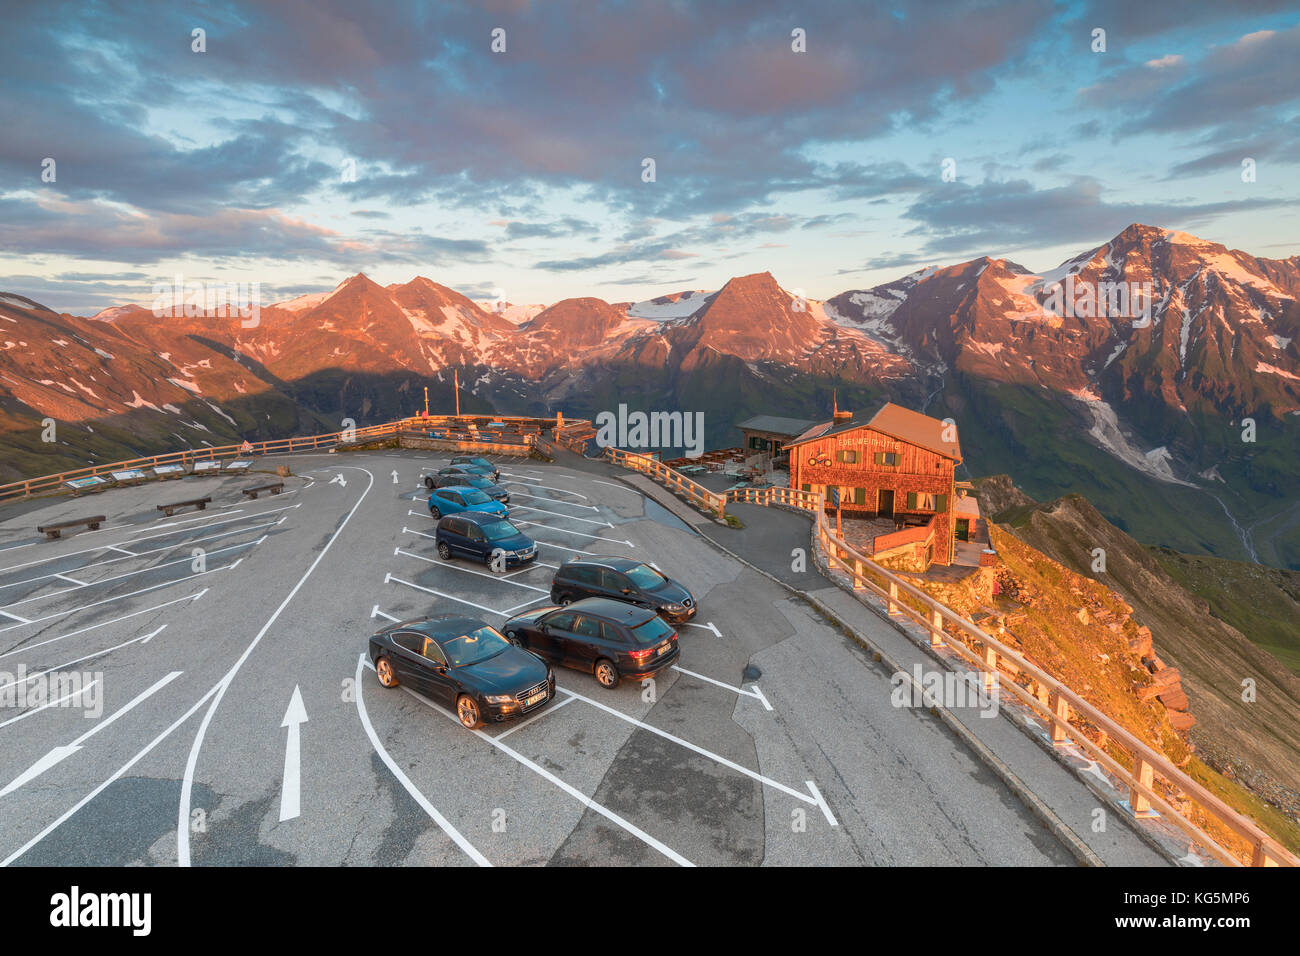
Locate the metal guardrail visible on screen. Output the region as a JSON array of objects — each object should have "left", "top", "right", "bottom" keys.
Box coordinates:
[{"left": 607, "top": 457, "right": 1296, "bottom": 867}]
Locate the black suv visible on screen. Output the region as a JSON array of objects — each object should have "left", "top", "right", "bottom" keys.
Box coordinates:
[
  {"left": 550, "top": 556, "right": 697, "bottom": 624},
  {"left": 502, "top": 598, "right": 679, "bottom": 688}
]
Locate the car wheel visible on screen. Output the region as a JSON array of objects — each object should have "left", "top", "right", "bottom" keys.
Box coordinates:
[
  {"left": 594, "top": 659, "right": 619, "bottom": 689},
  {"left": 429, "top": 505, "right": 441, "bottom": 519},
  {"left": 437, "top": 542, "right": 452, "bottom": 560},
  {"left": 559, "top": 594, "right": 573, "bottom": 606},
  {"left": 376, "top": 656, "right": 399, "bottom": 688},
  {"left": 505, "top": 630, "right": 522, "bottom": 646},
  {"left": 456, "top": 695, "right": 483, "bottom": 730},
  {"left": 424, "top": 476, "right": 435, "bottom": 489}
]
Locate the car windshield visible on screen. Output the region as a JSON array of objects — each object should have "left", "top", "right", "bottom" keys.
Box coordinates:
[
  {"left": 463, "top": 490, "right": 491, "bottom": 504},
  {"left": 479, "top": 519, "right": 520, "bottom": 541},
  {"left": 624, "top": 563, "right": 667, "bottom": 588},
  {"left": 469, "top": 478, "right": 489, "bottom": 488},
  {"left": 440, "top": 625, "right": 510, "bottom": 667},
  {"left": 631, "top": 616, "right": 675, "bottom": 645}
]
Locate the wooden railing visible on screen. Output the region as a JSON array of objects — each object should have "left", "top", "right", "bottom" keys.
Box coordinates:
[
  {"left": 603, "top": 453, "right": 1296, "bottom": 867},
  {"left": 604, "top": 447, "right": 727, "bottom": 516},
  {"left": 0, "top": 414, "right": 580, "bottom": 503}
]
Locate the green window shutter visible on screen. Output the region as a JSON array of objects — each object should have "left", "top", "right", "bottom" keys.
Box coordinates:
[
  {"left": 801, "top": 483, "right": 811, "bottom": 493},
  {"left": 854, "top": 487, "right": 866, "bottom": 504},
  {"left": 906, "top": 492, "right": 917, "bottom": 509},
  {"left": 935, "top": 494, "right": 947, "bottom": 512}
]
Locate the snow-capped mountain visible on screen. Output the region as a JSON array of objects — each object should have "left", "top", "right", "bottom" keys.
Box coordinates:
[{"left": 3, "top": 224, "right": 1297, "bottom": 566}]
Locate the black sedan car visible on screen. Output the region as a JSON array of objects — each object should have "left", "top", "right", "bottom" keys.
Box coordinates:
[
  {"left": 369, "top": 615, "right": 555, "bottom": 729},
  {"left": 549, "top": 556, "right": 697, "bottom": 624},
  {"left": 502, "top": 598, "right": 679, "bottom": 689}
]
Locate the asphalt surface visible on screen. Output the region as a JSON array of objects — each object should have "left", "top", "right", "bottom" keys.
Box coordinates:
[{"left": 0, "top": 448, "right": 1096, "bottom": 866}]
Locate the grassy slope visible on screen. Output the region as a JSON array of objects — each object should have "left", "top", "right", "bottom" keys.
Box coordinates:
[
  {"left": 976, "top": 477, "right": 1300, "bottom": 851},
  {"left": 1151, "top": 548, "right": 1300, "bottom": 676}
]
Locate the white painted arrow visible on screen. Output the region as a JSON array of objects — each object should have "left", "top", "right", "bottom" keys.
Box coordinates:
[
  {"left": 330, "top": 474, "right": 347, "bottom": 487},
  {"left": 0, "top": 670, "right": 182, "bottom": 796},
  {"left": 279, "top": 686, "right": 308, "bottom": 822}
]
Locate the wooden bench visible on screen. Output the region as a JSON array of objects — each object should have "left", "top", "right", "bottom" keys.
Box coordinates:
[
  {"left": 37, "top": 516, "right": 106, "bottom": 540},
  {"left": 241, "top": 483, "right": 284, "bottom": 500},
  {"left": 156, "top": 496, "right": 212, "bottom": 517}
]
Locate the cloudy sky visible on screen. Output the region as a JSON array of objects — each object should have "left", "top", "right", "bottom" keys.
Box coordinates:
[{"left": 1, "top": 0, "right": 1297, "bottom": 314}]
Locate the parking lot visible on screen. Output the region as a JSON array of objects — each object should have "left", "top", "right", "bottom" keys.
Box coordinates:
[{"left": 0, "top": 449, "right": 1079, "bottom": 866}]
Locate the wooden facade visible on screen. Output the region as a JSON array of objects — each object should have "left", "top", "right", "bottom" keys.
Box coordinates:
[{"left": 788, "top": 416, "right": 959, "bottom": 566}]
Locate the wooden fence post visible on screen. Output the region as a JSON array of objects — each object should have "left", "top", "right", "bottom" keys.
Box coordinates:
[{"left": 1048, "top": 692, "right": 1070, "bottom": 744}]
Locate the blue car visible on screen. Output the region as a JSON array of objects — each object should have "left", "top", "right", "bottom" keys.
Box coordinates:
[
  {"left": 436, "top": 512, "right": 537, "bottom": 569},
  {"left": 428, "top": 485, "right": 509, "bottom": 520}
]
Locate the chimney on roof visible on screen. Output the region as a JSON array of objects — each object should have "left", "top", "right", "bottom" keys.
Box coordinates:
[{"left": 832, "top": 390, "right": 852, "bottom": 423}]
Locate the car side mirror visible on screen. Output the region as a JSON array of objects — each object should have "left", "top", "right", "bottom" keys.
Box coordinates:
[{"left": 620, "top": 588, "right": 632, "bottom": 595}]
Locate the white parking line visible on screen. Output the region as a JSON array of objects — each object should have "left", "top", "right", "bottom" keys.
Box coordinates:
[
  {"left": 591, "top": 479, "right": 637, "bottom": 493},
  {"left": 393, "top": 675, "right": 693, "bottom": 867},
  {"left": 370, "top": 605, "right": 401, "bottom": 623},
  {"left": 0, "top": 626, "right": 168, "bottom": 695},
  {"left": 1, "top": 538, "right": 263, "bottom": 612},
  {"left": 0, "top": 559, "right": 228, "bottom": 632},
  {"left": 560, "top": 688, "right": 819, "bottom": 808},
  {"left": 805, "top": 781, "right": 838, "bottom": 826},
  {"left": 681, "top": 621, "right": 722, "bottom": 637},
  {"left": 501, "top": 596, "right": 549, "bottom": 614},
  {"left": 499, "top": 476, "right": 589, "bottom": 499},
  {"left": 0, "top": 517, "right": 282, "bottom": 593},
  {"left": 511, "top": 520, "right": 634, "bottom": 547},
  {"left": 511, "top": 504, "right": 610, "bottom": 527},
  {"left": 0, "top": 592, "right": 207, "bottom": 662},
  {"left": 0, "top": 679, "right": 99, "bottom": 730},
  {"left": 386, "top": 574, "right": 510, "bottom": 617},
  {"left": 670, "top": 665, "right": 773, "bottom": 711},
  {"left": 177, "top": 466, "right": 375, "bottom": 867},
  {"left": 494, "top": 695, "right": 575, "bottom": 740},
  {"left": 2, "top": 681, "right": 223, "bottom": 867},
  {"left": 507, "top": 492, "right": 600, "bottom": 512},
  {"left": 1, "top": 670, "right": 184, "bottom": 796},
  {"left": 0, "top": 610, "right": 31, "bottom": 624},
  {"left": 353, "top": 655, "right": 491, "bottom": 867},
  {"left": 145, "top": 506, "right": 243, "bottom": 530},
  {"left": 393, "top": 548, "right": 549, "bottom": 592},
  {"left": 501, "top": 561, "right": 558, "bottom": 578}
]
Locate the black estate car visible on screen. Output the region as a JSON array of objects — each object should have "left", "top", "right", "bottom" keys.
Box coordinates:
[
  {"left": 369, "top": 615, "right": 555, "bottom": 729},
  {"left": 550, "top": 556, "right": 697, "bottom": 624},
  {"left": 502, "top": 597, "right": 679, "bottom": 688}
]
